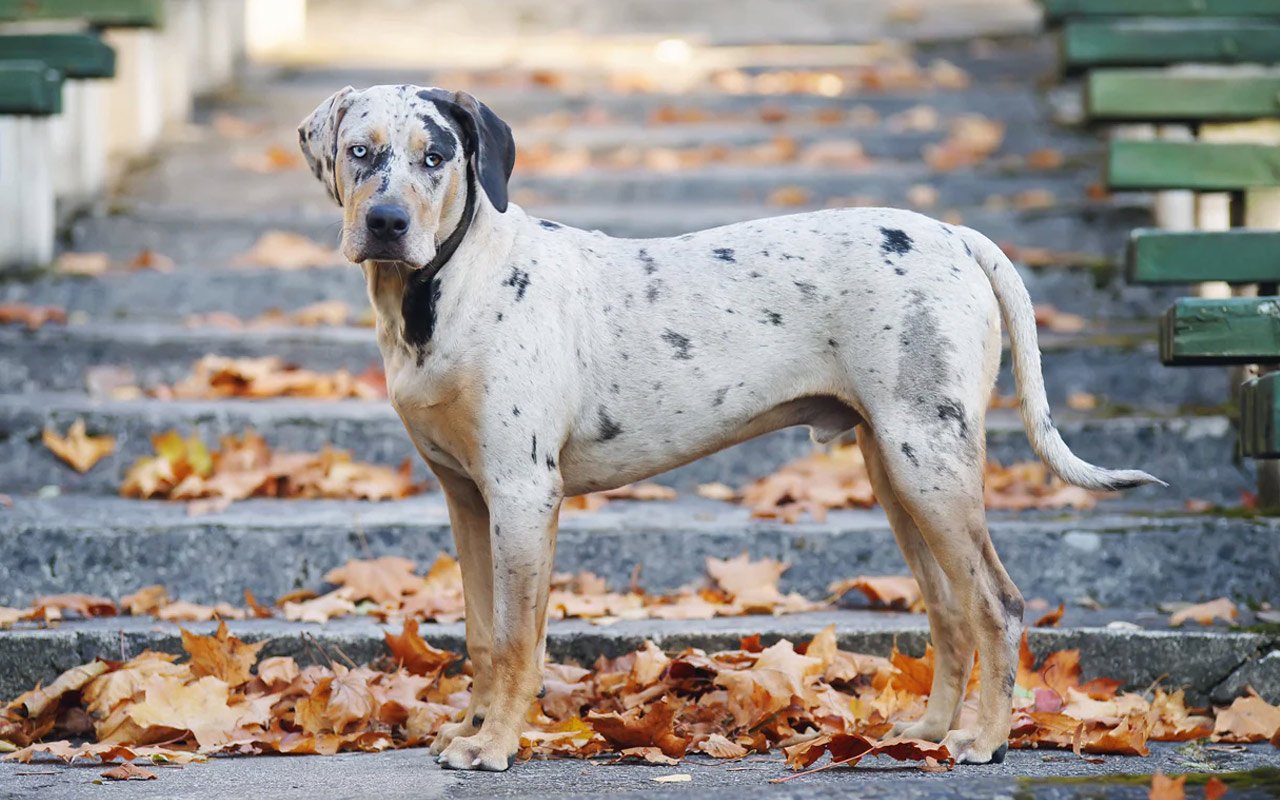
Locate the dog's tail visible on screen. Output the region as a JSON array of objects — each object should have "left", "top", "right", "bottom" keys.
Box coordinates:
[{"left": 964, "top": 230, "right": 1166, "bottom": 492}]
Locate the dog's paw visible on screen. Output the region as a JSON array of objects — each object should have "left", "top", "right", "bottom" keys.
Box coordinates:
[
  {"left": 429, "top": 717, "right": 480, "bottom": 756},
  {"left": 940, "top": 729, "right": 1009, "bottom": 765},
  {"left": 889, "top": 717, "right": 950, "bottom": 743},
  {"left": 436, "top": 732, "right": 517, "bottom": 771}
]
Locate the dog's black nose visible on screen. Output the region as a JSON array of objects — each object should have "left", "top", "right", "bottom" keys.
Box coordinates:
[{"left": 366, "top": 204, "right": 410, "bottom": 241}]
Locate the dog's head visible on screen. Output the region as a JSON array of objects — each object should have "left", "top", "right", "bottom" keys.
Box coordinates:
[{"left": 298, "top": 85, "right": 515, "bottom": 268}]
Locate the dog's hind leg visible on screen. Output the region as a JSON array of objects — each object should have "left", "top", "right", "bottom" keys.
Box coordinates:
[
  {"left": 858, "top": 424, "right": 973, "bottom": 741},
  {"left": 436, "top": 475, "right": 561, "bottom": 771},
  {"left": 429, "top": 465, "right": 496, "bottom": 756},
  {"left": 862, "top": 416, "right": 1022, "bottom": 764}
]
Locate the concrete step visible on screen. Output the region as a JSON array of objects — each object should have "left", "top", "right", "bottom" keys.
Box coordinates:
[
  {"left": 0, "top": 320, "right": 1230, "bottom": 414},
  {"left": 0, "top": 394, "right": 1245, "bottom": 499},
  {"left": 0, "top": 611, "right": 1272, "bottom": 707},
  {"left": 2, "top": 494, "right": 1277, "bottom": 611}
]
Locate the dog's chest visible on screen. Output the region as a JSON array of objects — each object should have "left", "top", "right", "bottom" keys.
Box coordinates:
[{"left": 379, "top": 336, "right": 483, "bottom": 474}]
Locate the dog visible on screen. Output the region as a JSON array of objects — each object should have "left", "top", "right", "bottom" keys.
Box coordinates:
[{"left": 298, "top": 84, "right": 1162, "bottom": 771}]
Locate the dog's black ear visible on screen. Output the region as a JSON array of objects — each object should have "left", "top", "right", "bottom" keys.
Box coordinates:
[
  {"left": 449, "top": 91, "right": 515, "bottom": 213},
  {"left": 298, "top": 86, "right": 355, "bottom": 206}
]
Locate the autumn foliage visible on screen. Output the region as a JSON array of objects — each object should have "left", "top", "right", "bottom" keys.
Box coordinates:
[{"left": 3, "top": 622, "right": 1277, "bottom": 779}]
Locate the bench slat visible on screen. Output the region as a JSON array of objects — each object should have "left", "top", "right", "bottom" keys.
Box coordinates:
[
  {"left": 1129, "top": 230, "right": 1280, "bottom": 285},
  {"left": 1108, "top": 140, "right": 1280, "bottom": 190},
  {"left": 0, "top": 34, "right": 114, "bottom": 79},
  {"left": 0, "top": 0, "right": 162, "bottom": 27},
  {"left": 1161, "top": 298, "right": 1280, "bottom": 365},
  {"left": 1087, "top": 69, "right": 1280, "bottom": 121},
  {"left": 1241, "top": 373, "right": 1280, "bottom": 458},
  {"left": 0, "top": 61, "right": 62, "bottom": 115},
  {"left": 1063, "top": 18, "right": 1280, "bottom": 69},
  {"left": 1042, "top": 0, "right": 1280, "bottom": 21}
]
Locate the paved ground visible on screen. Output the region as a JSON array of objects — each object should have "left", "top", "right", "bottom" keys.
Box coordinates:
[
  {"left": 2, "top": 0, "right": 1279, "bottom": 796},
  {"left": 4, "top": 743, "right": 1280, "bottom": 800}
]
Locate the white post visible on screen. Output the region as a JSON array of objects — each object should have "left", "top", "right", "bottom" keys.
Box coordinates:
[
  {"left": 103, "top": 28, "right": 165, "bottom": 164},
  {"left": 160, "top": 0, "right": 201, "bottom": 125},
  {"left": 0, "top": 116, "right": 56, "bottom": 270},
  {"left": 245, "top": 0, "right": 306, "bottom": 59}
]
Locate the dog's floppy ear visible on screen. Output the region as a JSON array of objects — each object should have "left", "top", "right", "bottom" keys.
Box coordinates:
[
  {"left": 449, "top": 91, "right": 516, "bottom": 213},
  {"left": 298, "top": 86, "right": 355, "bottom": 206}
]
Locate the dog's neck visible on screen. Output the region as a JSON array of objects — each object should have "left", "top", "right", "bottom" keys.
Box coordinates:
[{"left": 362, "top": 196, "right": 516, "bottom": 361}]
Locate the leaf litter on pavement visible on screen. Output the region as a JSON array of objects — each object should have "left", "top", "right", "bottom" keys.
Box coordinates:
[{"left": 2, "top": 620, "right": 1276, "bottom": 780}]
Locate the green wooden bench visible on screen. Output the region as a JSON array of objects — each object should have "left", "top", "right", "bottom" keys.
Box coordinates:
[
  {"left": 1039, "top": 0, "right": 1280, "bottom": 506},
  {"left": 0, "top": 33, "right": 115, "bottom": 80},
  {"left": 0, "top": 0, "right": 163, "bottom": 28},
  {"left": 0, "top": 60, "right": 62, "bottom": 115}
]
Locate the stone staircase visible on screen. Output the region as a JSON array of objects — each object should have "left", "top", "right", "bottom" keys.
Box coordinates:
[{"left": 1, "top": 2, "right": 1278, "bottom": 794}]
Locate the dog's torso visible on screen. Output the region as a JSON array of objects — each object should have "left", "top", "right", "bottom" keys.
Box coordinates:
[{"left": 369, "top": 205, "right": 1000, "bottom": 497}]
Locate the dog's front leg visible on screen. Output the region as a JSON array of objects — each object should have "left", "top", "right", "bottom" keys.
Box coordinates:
[
  {"left": 428, "top": 465, "right": 495, "bottom": 756},
  {"left": 436, "top": 476, "right": 560, "bottom": 771}
]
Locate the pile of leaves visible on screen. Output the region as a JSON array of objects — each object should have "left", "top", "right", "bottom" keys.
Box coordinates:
[
  {"left": 3, "top": 623, "right": 1277, "bottom": 780},
  {"left": 150, "top": 356, "right": 386, "bottom": 401},
  {"left": 120, "top": 429, "right": 420, "bottom": 508},
  {"left": 740, "top": 443, "right": 1106, "bottom": 523}
]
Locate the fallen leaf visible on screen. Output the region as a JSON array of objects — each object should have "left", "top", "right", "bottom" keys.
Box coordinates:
[
  {"left": 829, "top": 576, "right": 923, "bottom": 611},
  {"left": 1213, "top": 694, "right": 1280, "bottom": 742},
  {"left": 0, "top": 303, "right": 67, "bottom": 329},
  {"left": 181, "top": 622, "right": 267, "bottom": 687},
  {"left": 1170, "top": 598, "right": 1237, "bottom": 627},
  {"left": 100, "top": 762, "right": 157, "bottom": 781},
  {"left": 1150, "top": 771, "right": 1186, "bottom": 800},
  {"left": 1034, "top": 603, "right": 1065, "bottom": 627},
  {"left": 42, "top": 419, "right": 115, "bottom": 473},
  {"left": 53, "top": 251, "right": 111, "bottom": 276},
  {"left": 232, "top": 231, "right": 345, "bottom": 270}
]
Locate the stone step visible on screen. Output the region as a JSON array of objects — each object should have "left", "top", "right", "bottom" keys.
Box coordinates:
[
  {"left": 0, "top": 611, "right": 1272, "bottom": 707},
  {"left": 59, "top": 199, "right": 1151, "bottom": 275},
  {"left": 1, "top": 494, "right": 1276, "bottom": 612},
  {"left": 0, "top": 394, "right": 1244, "bottom": 499},
  {"left": 0, "top": 320, "right": 1230, "bottom": 414}
]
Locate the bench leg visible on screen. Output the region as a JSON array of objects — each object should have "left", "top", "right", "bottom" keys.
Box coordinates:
[
  {"left": 0, "top": 117, "right": 56, "bottom": 271},
  {"left": 103, "top": 28, "right": 165, "bottom": 165}
]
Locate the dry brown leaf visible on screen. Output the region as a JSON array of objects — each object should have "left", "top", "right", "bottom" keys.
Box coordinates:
[
  {"left": 53, "top": 251, "right": 111, "bottom": 276},
  {"left": 1034, "top": 603, "right": 1065, "bottom": 627},
  {"left": 1150, "top": 771, "right": 1186, "bottom": 800},
  {"left": 120, "top": 585, "right": 169, "bottom": 616},
  {"left": 383, "top": 619, "right": 459, "bottom": 678},
  {"left": 42, "top": 418, "right": 115, "bottom": 473},
  {"left": 1170, "top": 597, "right": 1238, "bottom": 627},
  {"left": 696, "top": 482, "right": 737, "bottom": 502},
  {"left": 233, "top": 231, "right": 345, "bottom": 270},
  {"left": 1213, "top": 694, "right": 1280, "bottom": 742},
  {"left": 768, "top": 185, "right": 812, "bottom": 207},
  {"left": 127, "top": 249, "right": 174, "bottom": 272},
  {"left": 234, "top": 145, "right": 302, "bottom": 173},
  {"left": 829, "top": 576, "right": 923, "bottom": 612},
  {"left": 182, "top": 622, "right": 267, "bottom": 687},
  {"left": 325, "top": 557, "right": 422, "bottom": 605},
  {"left": 100, "top": 762, "right": 157, "bottom": 781},
  {"left": 0, "top": 302, "right": 67, "bottom": 329}
]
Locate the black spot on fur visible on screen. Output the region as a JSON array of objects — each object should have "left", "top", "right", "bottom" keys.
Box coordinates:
[
  {"left": 646, "top": 280, "right": 664, "bottom": 304},
  {"left": 502, "top": 266, "right": 531, "bottom": 301},
  {"left": 403, "top": 273, "right": 443, "bottom": 365},
  {"left": 827, "top": 338, "right": 839, "bottom": 349},
  {"left": 661, "top": 330, "right": 693, "bottom": 360},
  {"left": 793, "top": 281, "right": 817, "bottom": 301},
  {"left": 545, "top": 453, "right": 557, "bottom": 469},
  {"left": 597, "top": 409, "right": 623, "bottom": 441},
  {"left": 879, "top": 227, "right": 914, "bottom": 257},
  {"left": 417, "top": 113, "right": 459, "bottom": 163},
  {"left": 538, "top": 219, "right": 562, "bottom": 230},
  {"left": 353, "top": 146, "right": 394, "bottom": 186},
  {"left": 531, "top": 434, "right": 538, "bottom": 463},
  {"left": 638, "top": 248, "right": 658, "bottom": 274},
  {"left": 712, "top": 247, "right": 736, "bottom": 263},
  {"left": 713, "top": 387, "right": 729, "bottom": 407},
  {"left": 901, "top": 442, "right": 919, "bottom": 467},
  {"left": 937, "top": 399, "right": 969, "bottom": 439},
  {"left": 762, "top": 310, "right": 783, "bottom": 326},
  {"left": 512, "top": 406, "right": 520, "bottom": 417}
]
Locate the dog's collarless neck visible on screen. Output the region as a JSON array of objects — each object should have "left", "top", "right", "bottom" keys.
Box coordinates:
[{"left": 400, "top": 164, "right": 478, "bottom": 356}]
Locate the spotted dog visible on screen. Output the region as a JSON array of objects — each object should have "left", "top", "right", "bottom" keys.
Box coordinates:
[{"left": 298, "top": 85, "right": 1163, "bottom": 771}]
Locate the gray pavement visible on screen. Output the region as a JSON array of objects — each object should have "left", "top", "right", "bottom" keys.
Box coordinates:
[{"left": 2, "top": 743, "right": 1279, "bottom": 800}]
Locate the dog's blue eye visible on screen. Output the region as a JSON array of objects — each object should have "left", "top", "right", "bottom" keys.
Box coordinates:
[
  {"left": 425, "top": 152, "right": 443, "bottom": 168},
  {"left": 350, "top": 145, "right": 368, "bottom": 159}
]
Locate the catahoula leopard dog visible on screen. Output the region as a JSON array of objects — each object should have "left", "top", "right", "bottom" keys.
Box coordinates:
[{"left": 298, "top": 84, "right": 1163, "bottom": 771}]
